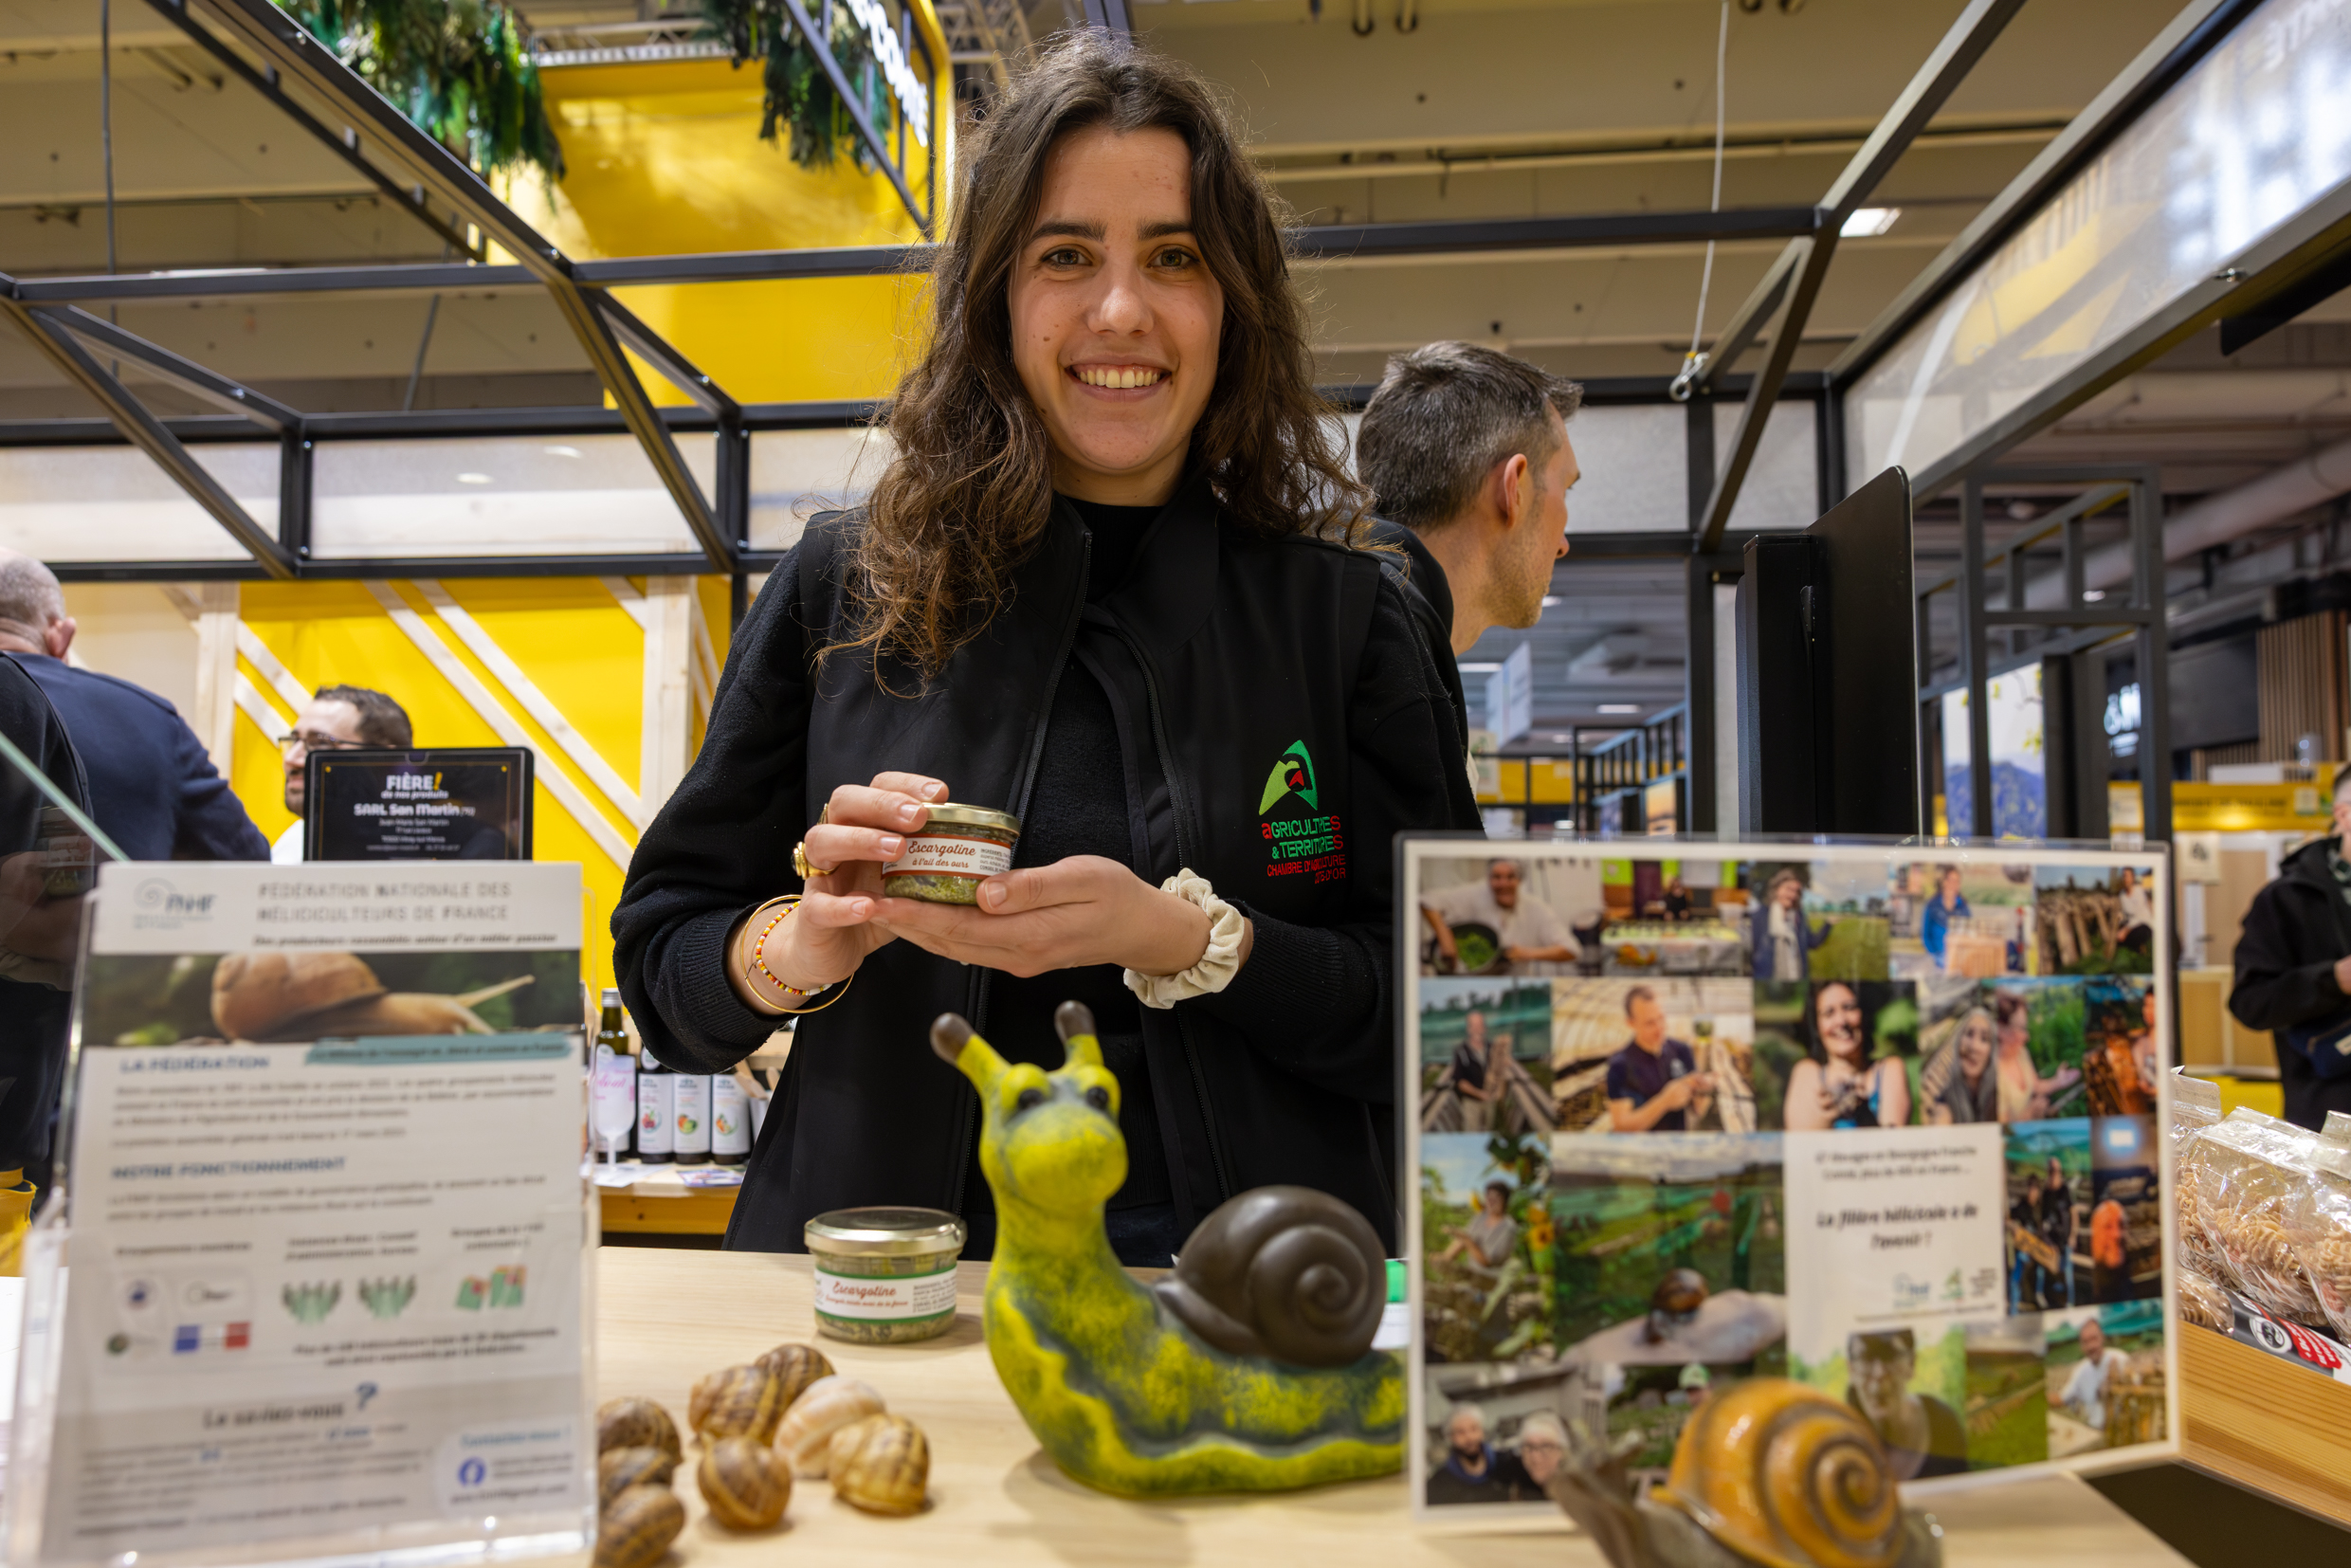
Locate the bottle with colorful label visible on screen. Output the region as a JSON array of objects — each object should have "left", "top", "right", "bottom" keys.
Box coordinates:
[
  {"left": 636, "top": 1052, "right": 676, "bottom": 1164},
  {"left": 712, "top": 1072, "right": 752, "bottom": 1165},
  {"left": 673, "top": 1071, "right": 712, "bottom": 1164}
]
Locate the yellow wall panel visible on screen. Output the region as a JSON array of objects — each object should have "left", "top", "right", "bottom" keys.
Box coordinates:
[{"left": 435, "top": 577, "right": 646, "bottom": 793}]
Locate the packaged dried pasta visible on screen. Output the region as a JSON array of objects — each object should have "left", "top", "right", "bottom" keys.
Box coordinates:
[
  {"left": 2178, "top": 1265, "right": 2233, "bottom": 1332},
  {"left": 2181, "top": 1108, "right": 2328, "bottom": 1326},
  {"left": 2171, "top": 1072, "right": 2226, "bottom": 1279},
  {"left": 2295, "top": 1144, "right": 2351, "bottom": 1341}
]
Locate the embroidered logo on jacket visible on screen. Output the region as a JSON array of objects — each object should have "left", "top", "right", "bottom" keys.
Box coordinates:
[{"left": 1258, "top": 739, "right": 1346, "bottom": 884}]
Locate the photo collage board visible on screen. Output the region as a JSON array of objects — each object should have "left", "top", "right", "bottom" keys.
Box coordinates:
[{"left": 1402, "top": 839, "right": 2177, "bottom": 1522}]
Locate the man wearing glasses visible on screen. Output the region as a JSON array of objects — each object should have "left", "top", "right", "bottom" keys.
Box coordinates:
[{"left": 271, "top": 686, "right": 413, "bottom": 864}]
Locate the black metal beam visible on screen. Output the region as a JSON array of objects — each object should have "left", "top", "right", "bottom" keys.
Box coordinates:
[
  {"left": 1697, "top": 0, "right": 2030, "bottom": 552},
  {"left": 1686, "top": 241, "right": 1802, "bottom": 396},
  {"left": 1301, "top": 206, "right": 1820, "bottom": 261},
  {"left": 13, "top": 208, "right": 1831, "bottom": 305},
  {"left": 1829, "top": 0, "right": 2258, "bottom": 389},
  {"left": 0, "top": 282, "right": 297, "bottom": 578},
  {"left": 1081, "top": 0, "right": 1130, "bottom": 34},
  {"left": 593, "top": 294, "right": 739, "bottom": 419},
  {"left": 35, "top": 304, "right": 301, "bottom": 432},
  {"left": 139, "top": 0, "right": 482, "bottom": 261},
  {"left": 176, "top": 0, "right": 732, "bottom": 570}
]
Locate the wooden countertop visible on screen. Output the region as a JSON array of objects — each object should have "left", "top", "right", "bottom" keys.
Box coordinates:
[{"left": 595, "top": 1247, "right": 2192, "bottom": 1566}]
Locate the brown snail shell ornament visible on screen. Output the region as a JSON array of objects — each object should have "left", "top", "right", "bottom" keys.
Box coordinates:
[
  {"left": 1545, "top": 1377, "right": 1941, "bottom": 1568},
  {"left": 593, "top": 1484, "right": 684, "bottom": 1568},
  {"left": 1151, "top": 1185, "right": 1386, "bottom": 1366},
  {"left": 754, "top": 1341, "right": 835, "bottom": 1410},
  {"left": 596, "top": 1397, "right": 683, "bottom": 1460},
  {"left": 697, "top": 1435, "right": 793, "bottom": 1528},
  {"left": 828, "top": 1413, "right": 930, "bottom": 1516},
  {"left": 775, "top": 1376, "right": 886, "bottom": 1477},
  {"left": 689, "top": 1363, "right": 785, "bottom": 1445},
  {"left": 596, "top": 1446, "right": 678, "bottom": 1506}
]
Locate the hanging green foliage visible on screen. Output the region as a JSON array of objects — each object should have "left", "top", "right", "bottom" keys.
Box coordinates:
[
  {"left": 700, "top": 0, "right": 885, "bottom": 172},
  {"left": 278, "top": 0, "right": 565, "bottom": 182}
]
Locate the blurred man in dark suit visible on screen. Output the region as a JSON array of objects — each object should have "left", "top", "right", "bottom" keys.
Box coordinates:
[{"left": 0, "top": 551, "right": 265, "bottom": 862}]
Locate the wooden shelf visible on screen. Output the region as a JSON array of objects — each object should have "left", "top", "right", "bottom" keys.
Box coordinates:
[
  {"left": 599, "top": 1183, "right": 739, "bottom": 1235},
  {"left": 2181, "top": 1321, "right": 2351, "bottom": 1527}
]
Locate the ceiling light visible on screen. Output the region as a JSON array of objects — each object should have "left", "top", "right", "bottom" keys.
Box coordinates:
[
  {"left": 1597, "top": 703, "right": 1641, "bottom": 715},
  {"left": 2083, "top": 590, "right": 2106, "bottom": 602},
  {"left": 456, "top": 473, "right": 493, "bottom": 484},
  {"left": 1549, "top": 732, "right": 1574, "bottom": 742},
  {"left": 1459, "top": 662, "right": 1504, "bottom": 674},
  {"left": 1540, "top": 594, "right": 1560, "bottom": 607},
  {"left": 543, "top": 445, "right": 582, "bottom": 458},
  {"left": 1840, "top": 207, "right": 1900, "bottom": 238}
]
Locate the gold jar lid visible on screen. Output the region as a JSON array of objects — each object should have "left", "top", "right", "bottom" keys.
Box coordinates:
[
  {"left": 805, "top": 1207, "right": 969, "bottom": 1256},
  {"left": 916, "top": 803, "right": 1021, "bottom": 834}
]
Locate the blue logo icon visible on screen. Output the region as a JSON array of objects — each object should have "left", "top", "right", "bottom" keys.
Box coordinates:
[
  {"left": 172, "top": 1324, "right": 201, "bottom": 1354},
  {"left": 457, "top": 1458, "right": 486, "bottom": 1487}
]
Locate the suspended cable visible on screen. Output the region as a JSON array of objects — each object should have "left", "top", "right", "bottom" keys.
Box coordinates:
[{"left": 1670, "top": 1, "right": 1730, "bottom": 403}]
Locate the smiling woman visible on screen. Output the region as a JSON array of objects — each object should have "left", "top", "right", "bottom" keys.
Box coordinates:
[{"left": 611, "top": 33, "right": 1482, "bottom": 1268}]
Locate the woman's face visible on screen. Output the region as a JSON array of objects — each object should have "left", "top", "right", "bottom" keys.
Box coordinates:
[
  {"left": 1816, "top": 985, "right": 1863, "bottom": 1063},
  {"left": 1958, "top": 1011, "right": 1996, "bottom": 1075},
  {"left": 1007, "top": 124, "right": 1224, "bottom": 507},
  {"left": 1775, "top": 879, "right": 1801, "bottom": 909}
]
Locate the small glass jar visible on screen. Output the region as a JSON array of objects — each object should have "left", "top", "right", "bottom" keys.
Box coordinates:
[
  {"left": 805, "top": 1207, "right": 968, "bottom": 1343},
  {"left": 880, "top": 804, "right": 1022, "bottom": 904}
]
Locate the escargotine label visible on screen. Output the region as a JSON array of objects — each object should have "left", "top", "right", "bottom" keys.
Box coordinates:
[{"left": 813, "top": 1266, "right": 958, "bottom": 1321}]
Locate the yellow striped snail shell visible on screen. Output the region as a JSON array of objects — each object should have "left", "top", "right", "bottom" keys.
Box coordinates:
[
  {"left": 593, "top": 1484, "right": 683, "bottom": 1568},
  {"left": 596, "top": 1397, "right": 682, "bottom": 1460},
  {"left": 691, "top": 1363, "right": 786, "bottom": 1446},
  {"left": 1657, "top": 1378, "right": 1904, "bottom": 1568},
  {"left": 754, "top": 1341, "right": 835, "bottom": 1411},
  {"left": 697, "top": 1435, "right": 793, "bottom": 1529},
  {"left": 596, "top": 1446, "right": 677, "bottom": 1507},
  {"left": 828, "top": 1413, "right": 929, "bottom": 1517},
  {"left": 775, "top": 1375, "right": 885, "bottom": 1477}
]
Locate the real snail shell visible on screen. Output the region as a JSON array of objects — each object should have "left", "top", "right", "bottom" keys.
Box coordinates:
[
  {"left": 694, "top": 1363, "right": 786, "bottom": 1445},
  {"left": 698, "top": 1435, "right": 793, "bottom": 1528},
  {"left": 828, "top": 1413, "right": 929, "bottom": 1516},
  {"left": 775, "top": 1376, "right": 884, "bottom": 1477},
  {"left": 1657, "top": 1377, "right": 1904, "bottom": 1568},
  {"left": 594, "top": 1484, "right": 684, "bottom": 1568},
  {"left": 210, "top": 952, "right": 386, "bottom": 1041},
  {"left": 1150, "top": 1185, "right": 1385, "bottom": 1367},
  {"left": 754, "top": 1342, "right": 834, "bottom": 1411},
  {"left": 596, "top": 1396, "right": 682, "bottom": 1460},
  {"left": 597, "top": 1446, "right": 677, "bottom": 1506}
]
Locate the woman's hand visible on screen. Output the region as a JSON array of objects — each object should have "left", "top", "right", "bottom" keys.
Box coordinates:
[
  {"left": 724, "top": 772, "right": 946, "bottom": 1011},
  {"left": 874, "top": 855, "right": 1245, "bottom": 979}
]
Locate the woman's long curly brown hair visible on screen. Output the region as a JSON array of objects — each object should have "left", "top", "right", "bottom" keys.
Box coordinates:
[{"left": 847, "top": 31, "right": 1369, "bottom": 676}]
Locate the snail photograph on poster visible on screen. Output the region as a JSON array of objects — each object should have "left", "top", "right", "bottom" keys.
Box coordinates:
[{"left": 80, "top": 947, "right": 584, "bottom": 1044}]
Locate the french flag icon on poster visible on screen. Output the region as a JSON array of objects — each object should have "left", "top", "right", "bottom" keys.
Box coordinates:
[{"left": 171, "top": 1322, "right": 253, "bottom": 1354}]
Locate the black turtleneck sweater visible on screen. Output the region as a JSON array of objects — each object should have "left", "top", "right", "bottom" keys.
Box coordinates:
[{"left": 963, "top": 495, "right": 1173, "bottom": 1228}]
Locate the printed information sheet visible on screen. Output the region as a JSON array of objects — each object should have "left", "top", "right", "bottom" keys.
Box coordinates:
[{"left": 13, "top": 864, "right": 591, "bottom": 1568}]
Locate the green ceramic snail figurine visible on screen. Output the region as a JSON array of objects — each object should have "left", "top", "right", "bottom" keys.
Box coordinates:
[
  {"left": 1547, "top": 1377, "right": 1942, "bottom": 1568},
  {"left": 930, "top": 1002, "right": 1404, "bottom": 1495}
]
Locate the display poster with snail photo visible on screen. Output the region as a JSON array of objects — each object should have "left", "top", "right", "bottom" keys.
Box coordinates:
[
  {"left": 4, "top": 862, "right": 594, "bottom": 1568},
  {"left": 1401, "top": 839, "right": 2177, "bottom": 1527}
]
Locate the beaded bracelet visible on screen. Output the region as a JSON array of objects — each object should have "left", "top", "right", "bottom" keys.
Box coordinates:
[{"left": 742, "top": 897, "right": 854, "bottom": 1016}]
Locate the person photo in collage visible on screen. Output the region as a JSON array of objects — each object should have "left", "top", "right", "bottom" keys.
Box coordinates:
[{"left": 1411, "top": 848, "right": 2171, "bottom": 1510}]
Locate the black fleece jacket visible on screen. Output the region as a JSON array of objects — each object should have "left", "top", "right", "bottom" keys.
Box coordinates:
[
  {"left": 611, "top": 481, "right": 1483, "bottom": 1250},
  {"left": 2231, "top": 835, "right": 2351, "bottom": 1129}
]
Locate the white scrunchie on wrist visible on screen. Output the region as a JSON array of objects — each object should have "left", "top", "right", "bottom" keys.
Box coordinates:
[{"left": 1124, "top": 867, "right": 1246, "bottom": 1010}]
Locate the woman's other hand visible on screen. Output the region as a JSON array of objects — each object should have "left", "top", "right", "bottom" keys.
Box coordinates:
[
  {"left": 725, "top": 772, "right": 946, "bottom": 1010},
  {"left": 875, "top": 855, "right": 1248, "bottom": 980}
]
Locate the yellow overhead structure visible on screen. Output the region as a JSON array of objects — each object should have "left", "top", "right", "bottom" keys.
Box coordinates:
[{"left": 502, "top": 1, "right": 952, "bottom": 405}]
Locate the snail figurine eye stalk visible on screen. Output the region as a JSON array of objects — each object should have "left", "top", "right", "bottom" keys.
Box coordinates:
[
  {"left": 1547, "top": 1377, "right": 1942, "bottom": 1568},
  {"left": 930, "top": 1002, "right": 1404, "bottom": 1495}
]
